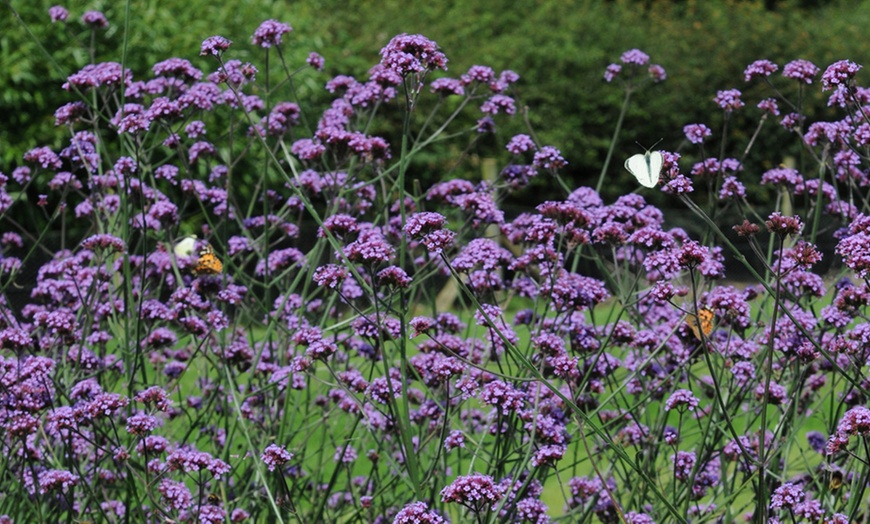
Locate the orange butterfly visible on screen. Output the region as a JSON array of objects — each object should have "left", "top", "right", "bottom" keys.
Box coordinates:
[
  {"left": 687, "top": 308, "right": 714, "bottom": 340},
  {"left": 193, "top": 244, "right": 223, "bottom": 275}
]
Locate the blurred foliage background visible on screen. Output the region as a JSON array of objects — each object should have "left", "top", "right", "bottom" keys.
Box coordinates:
[{"left": 2, "top": 0, "right": 869, "bottom": 206}]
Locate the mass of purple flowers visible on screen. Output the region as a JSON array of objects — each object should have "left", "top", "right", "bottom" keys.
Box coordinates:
[{"left": 2, "top": 6, "right": 870, "bottom": 524}]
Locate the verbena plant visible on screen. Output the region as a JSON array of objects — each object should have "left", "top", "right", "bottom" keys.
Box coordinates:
[{"left": 1, "top": 6, "right": 870, "bottom": 524}]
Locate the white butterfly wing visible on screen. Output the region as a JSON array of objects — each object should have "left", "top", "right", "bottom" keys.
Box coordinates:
[
  {"left": 624, "top": 151, "right": 663, "bottom": 188},
  {"left": 173, "top": 235, "right": 198, "bottom": 257},
  {"left": 647, "top": 151, "right": 663, "bottom": 186}
]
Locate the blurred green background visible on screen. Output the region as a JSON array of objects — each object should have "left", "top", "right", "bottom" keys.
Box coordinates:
[{"left": 2, "top": 0, "right": 868, "bottom": 205}]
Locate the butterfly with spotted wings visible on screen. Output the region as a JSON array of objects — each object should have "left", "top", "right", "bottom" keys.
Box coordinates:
[
  {"left": 686, "top": 308, "right": 714, "bottom": 340},
  {"left": 193, "top": 244, "right": 223, "bottom": 276}
]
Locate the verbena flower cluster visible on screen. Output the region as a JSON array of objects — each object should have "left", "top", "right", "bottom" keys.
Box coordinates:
[{"left": 1, "top": 7, "right": 870, "bottom": 524}]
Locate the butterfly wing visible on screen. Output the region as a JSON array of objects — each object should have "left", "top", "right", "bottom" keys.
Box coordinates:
[
  {"left": 173, "top": 235, "right": 198, "bottom": 258},
  {"left": 625, "top": 152, "right": 662, "bottom": 188},
  {"left": 647, "top": 151, "right": 663, "bottom": 186},
  {"left": 687, "top": 308, "right": 714, "bottom": 340},
  {"left": 193, "top": 244, "right": 223, "bottom": 275},
  {"left": 625, "top": 154, "right": 648, "bottom": 186}
]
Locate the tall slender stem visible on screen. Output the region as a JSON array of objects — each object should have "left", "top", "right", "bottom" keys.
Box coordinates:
[{"left": 596, "top": 88, "right": 633, "bottom": 194}]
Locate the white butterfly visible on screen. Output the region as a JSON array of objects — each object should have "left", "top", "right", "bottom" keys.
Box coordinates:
[
  {"left": 173, "top": 234, "right": 198, "bottom": 258},
  {"left": 625, "top": 150, "right": 663, "bottom": 188}
]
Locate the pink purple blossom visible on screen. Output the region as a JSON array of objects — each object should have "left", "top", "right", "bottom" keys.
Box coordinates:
[
  {"left": 252, "top": 19, "right": 293, "bottom": 48},
  {"left": 744, "top": 59, "right": 778, "bottom": 81},
  {"left": 821, "top": 59, "right": 862, "bottom": 90},
  {"left": 379, "top": 33, "right": 447, "bottom": 76},
  {"left": 201, "top": 35, "right": 232, "bottom": 56},
  {"left": 48, "top": 5, "right": 68, "bottom": 22},
  {"left": 81, "top": 10, "right": 108, "bottom": 28},
  {"left": 782, "top": 59, "right": 819, "bottom": 83}
]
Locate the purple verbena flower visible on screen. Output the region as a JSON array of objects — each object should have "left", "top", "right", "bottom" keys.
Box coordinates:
[
  {"left": 684, "top": 123, "right": 712, "bottom": 144},
  {"left": 804, "top": 120, "right": 852, "bottom": 146},
  {"left": 126, "top": 413, "right": 160, "bottom": 435},
  {"left": 531, "top": 444, "right": 566, "bottom": 467},
  {"left": 255, "top": 247, "right": 305, "bottom": 276},
  {"left": 533, "top": 146, "right": 567, "bottom": 170},
  {"left": 80, "top": 234, "right": 126, "bottom": 252},
  {"left": 409, "top": 316, "right": 435, "bottom": 338},
  {"left": 81, "top": 10, "right": 108, "bottom": 28},
  {"left": 197, "top": 505, "right": 226, "bottom": 524},
  {"left": 319, "top": 213, "right": 360, "bottom": 239},
  {"left": 440, "top": 473, "right": 504, "bottom": 509},
  {"left": 826, "top": 406, "right": 870, "bottom": 454},
  {"left": 676, "top": 240, "right": 708, "bottom": 269},
  {"left": 12, "top": 166, "right": 31, "bottom": 184},
  {"left": 201, "top": 36, "right": 232, "bottom": 57},
  {"left": 765, "top": 211, "right": 803, "bottom": 237},
  {"left": 307, "top": 52, "right": 325, "bottom": 70},
  {"left": 755, "top": 380, "right": 787, "bottom": 404},
  {"left": 665, "top": 389, "right": 700, "bottom": 412},
  {"left": 134, "top": 386, "right": 171, "bottom": 411},
  {"left": 822, "top": 60, "right": 862, "bottom": 91},
  {"left": 719, "top": 176, "right": 746, "bottom": 199},
  {"left": 313, "top": 264, "right": 348, "bottom": 289},
  {"left": 334, "top": 444, "right": 357, "bottom": 463},
  {"left": 24, "top": 146, "right": 62, "bottom": 170},
  {"left": 648, "top": 64, "right": 667, "bottom": 82},
  {"left": 188, "top": 141, "right": 216, "bottom": 164},
  {"left": 393, "top": 502, "right": 446, "bottom": 523},
  {"left": 379, "top": 33, "right": 447, "bottom": 76},
  {"left": 804, "top": 432, "right": 825, "bottom": 455},
  {"left": 159, "top": 478, "right": 193, "bottom": 510},
  {"left": 567, "top": 476, "right": 616, "bottom": 513},
  {"left": 366, "top": 375, "right": 401, "bottom": 404},
  {"left": 480, "top": 380, "right": 525, "bottom": 414},
  {"left": 430, "top": 78, "right": 464, "bottom": 96},
  {"left": 444, "top": 430, "right": 465, "bottom": 451},
  {"left": 744, "top": 59, "right": 778, "bottom": 81},
  {"left": 38, "top": 469, "right": 79, "bottom": 494},
  {"left": 84, "top": 392, "right": 130, "bottom": 419},
  {"left": 618, "top": 420, "right": 650, "bottom": 446},
  {"left": 497, "top": 69, "right": 520, "bottom": 90},
  {"left": 452, "top": 238, "right": 510, "bottom": 271},
  {"left": 167, "top": 448, "right": 230, "bottom": 478},
  {"left": 769, "top": 482, "right": 805, "bottom": 510},
  {"left": 184, "top": 120, "right": 206, "bottom": 138},
  {"left": 782, "top": 59, "right": 819, "bottom": 83},
  {"left": 713, "top": 89, "right": 744, "bottom": 112},
  {"left": 153, "top": 57, "right": 203, "bottom": 81},
  {"left": 49, "top": 5, "right": 68, "bottom": 22},
  {"left": 403, "top": 212, "right": 447, "bottom": 239},
  {"left": 64, "top": 62, "right": 131, "bottom": 91},
  {"left": 252, "top": 19, "right": 293, "bottom": 48},
  {"left": 625, "top": 512, "right": 656, "bottom": 524},
  {"left": 761, "top": 167, "right": 803, "bottom": 188},
  {"left": 506, "top": 134, "right": 536, "bottom": 154},
  {"left": 1, "top": 232, "right": 22, "bottom": 249},
  {"left": 377, "top": 266, "right": 412, "bottom": 288},
  {"left": 757, "top": 98, "right": 780, "bottom": 115},
  {"left": 672, "top": 450, "right": 696, "bottom": 481},
  {"left": 461, "top": 65, "right": 496, "bottom": 85},
  {"left": 345, "top": 231, "right": 394, "bottom": 265},
  {"left": 476, "top": 116, "right": 496, "bottom": 133},
  {"left": 620, "top": 49, "right": 649, "bottom": 66},
  {"left": 480, "top": 94, "right": 516, "bottom": 116},
  {"left": 780, "top": 112, "right": 803, "bottom": 131}
]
